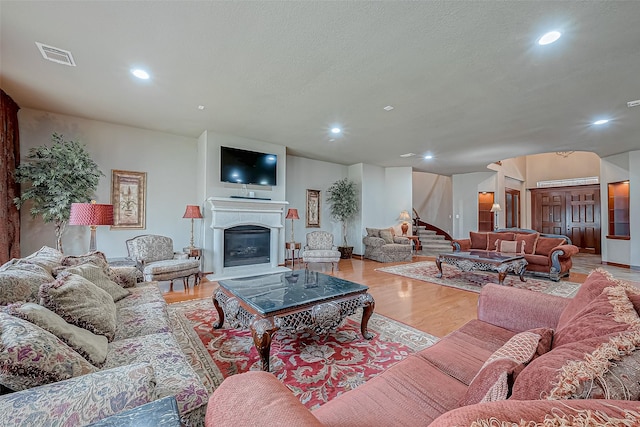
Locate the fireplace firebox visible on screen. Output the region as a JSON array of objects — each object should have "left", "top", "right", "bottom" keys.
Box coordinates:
[{"left": 224, "top": 225, "right": 271, "bottom": 267}]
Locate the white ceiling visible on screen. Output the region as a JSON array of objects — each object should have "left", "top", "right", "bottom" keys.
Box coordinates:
[{"left": 2, "top": 1, "right": 639, "bottom": 176}]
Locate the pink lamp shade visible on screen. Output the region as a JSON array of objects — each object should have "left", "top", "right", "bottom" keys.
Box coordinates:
[
  {"left": 69, "top": 202, "right": 114, "bottom": 226},
  {"left": 183, "top": 205, "right": 203, "bottom": 219},
  {"left": 69, "top": 201, "right": 113, "bottom": 252},
  {"left": 285, "top": 208, "right": 299, "bottom": 219}
]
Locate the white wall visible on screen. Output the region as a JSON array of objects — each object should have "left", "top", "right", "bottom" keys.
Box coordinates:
[
  {"left": 412, "top": 171, "right": 453, "bottom": 235},
  {"left": 18, "top": 108, "right": 198, "bottom": 257},
  {"left": 452, "top": 172, "right": 495, "bottom": 238},
  {"left": 525, "top": 152, "right": 601, "bottom": 184},
  {"left": 630, "top": 151, "right": 640, "bottom": 269}
]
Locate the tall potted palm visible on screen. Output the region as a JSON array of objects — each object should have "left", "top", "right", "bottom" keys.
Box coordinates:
[
  {"left": 326, "top": 178, "right": 359, "bottom": 259},
  {"left": 14, "top": 133, "right": 104, "bottom": 253}
]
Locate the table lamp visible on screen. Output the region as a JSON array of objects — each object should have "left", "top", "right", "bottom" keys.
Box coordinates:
[
  {"left": 398, "top": 210, "right": 412, "bottom": 236},
  {"left": 490, "top": 203, "right": 502, "bottom": 230},
  {"left": 285, "top": 208, "right": 299, "bottom": 242},
  {"left": 69, "top": 200, "right": 114, "bottom": 251},
  {"left": 183, "top": 205, "right": 203, "bottom": 250}
]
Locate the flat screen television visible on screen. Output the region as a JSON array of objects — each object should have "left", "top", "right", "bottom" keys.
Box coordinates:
[{"left": 220, "top": 146, "right": 277, "bottom": 186}]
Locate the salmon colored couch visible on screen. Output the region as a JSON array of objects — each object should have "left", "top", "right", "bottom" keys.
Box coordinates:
[
  {"left": 452, "top": 227, "right": 580, "bottom": 281},
  {"left": 205, "top": 269, "right": 640, "bottom": 426}
]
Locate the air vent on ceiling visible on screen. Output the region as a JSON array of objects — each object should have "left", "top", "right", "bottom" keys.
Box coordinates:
[{"left": 36, "top": 42, "right": 76, "bottom": 66}]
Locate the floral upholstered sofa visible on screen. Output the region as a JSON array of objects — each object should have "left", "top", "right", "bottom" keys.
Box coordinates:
[
  {"left": 205, "top": 268, "right": 640, "bottom": 426},
  {"left": 452, "top": 227, "right": 580, "bottom": 281},
  {"left": 0, "top": 246, "right": 209, "bottom": 426},
  {"left": 362, "top": 227, "right": 413, "bottom": 263}
]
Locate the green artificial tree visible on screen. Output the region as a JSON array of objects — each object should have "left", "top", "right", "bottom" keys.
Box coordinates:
[
  {"left": 14, "top": 133, "right": 104, "bottom": 253},
  {"left": 326, "top": 178, "right": 359, "bottom": 252}
]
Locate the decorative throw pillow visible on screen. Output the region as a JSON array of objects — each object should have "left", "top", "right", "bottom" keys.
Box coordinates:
[
  {"left": 4, "top": 302, "right": 108, "bottom": 366},
  {"left": 62, "top": 263, "right": 130, "bottom": 302},
  {"left": 487, "top": 232, "right": 515, "bottom": 252},
  {"left": 515, "top": 233, "right": 539, "bottom": 255},
  {"left": 379, "top": 229, "right": 394, "bottom": 244},
  {"left": 61, "top": 251, "right": 124, "bottom": 287},
  {"left": 495, "top": 239, "right": 525, "bottom": 254},
  {"left": 0, "top": 312, "right": 96, "bottom": 391},
  {"left": 470, "top": 231, "right": 488, "bottom": 250},
  {"left": 0, "top": 262, "right": 53, "bottom": 304},
  {"left": 462, "top": 328, "right": 553, "bottom": 405},
  {"left": 554, "top": 285, "right": 640, "bottom": 348},
  {"left": 22, "top": 246, "right": 64, "bottom": 273},
  {"left": 534, "top": 236, "right": 566, "bottom": 256},
  {"left": 366, "top": 228, "right": 380, "bottom": 237},
  {"left": 40, "top": 271, "right": 117, "bottom": 341}
]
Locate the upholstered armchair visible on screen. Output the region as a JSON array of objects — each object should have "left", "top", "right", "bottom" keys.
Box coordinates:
[
  {"left": 363, "top": 227, "right": 413, "bottom": 262},
  {"left": 301, "top": 231, "right": 341, "bottom": 272},
  {"left": 125, "top": 235, "right": 200, "bottom": 287}
]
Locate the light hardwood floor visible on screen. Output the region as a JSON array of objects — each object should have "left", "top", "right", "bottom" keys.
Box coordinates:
[{"left": 159, "top": 256, "right": 592, "bottom": 338}]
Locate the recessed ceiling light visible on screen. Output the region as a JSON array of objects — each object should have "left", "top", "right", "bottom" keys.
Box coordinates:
[
  {"left": 424, "top": 155, "right": 433, "bottom": 160},
  {"left": 197, "top": 105, "right": 205, "bottom": 110},
  {"left": 131, "top": 68, "right": 150, "bottom": 80},
  {"left": 593, "top": 119, "right": 609, "bottom": 125},
  {"left": 383, "top": 105, "right": 394, "bottom": 111},
  {"left": 331, "top": 127, "right": 341, "bottom": 134},
  {"left": 538, "top": 31, "right": 562, "bottom": 45}
]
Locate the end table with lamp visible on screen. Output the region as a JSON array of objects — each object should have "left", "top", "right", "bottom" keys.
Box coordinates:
[
  {"left": 285, "top": 208, "right": 300, "bottom": 269},
  {"left": 183, "top": 205, "right": 203, "bottom": 285}
]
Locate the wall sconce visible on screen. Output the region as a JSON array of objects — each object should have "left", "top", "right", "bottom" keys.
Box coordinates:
[
  {"left": 398, "top": 210, "right": 412, "bottom": 236},
  {"left": 285, "top": 208, "right": 299, "bottom": 243},
  {"left": 490, "top": 203, "right": 502, "bottom": 230},
  {"left": 69, "top": 201, "right": 114, "bottom": 251},
  {"left": 183, "top": 205, "right": 203, "bottom": 250}
]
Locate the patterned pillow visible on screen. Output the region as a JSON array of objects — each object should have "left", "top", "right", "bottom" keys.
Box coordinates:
[
  {"left": 3, "top": 302, "right": 108, "bottom": 366},
  {"left": 487, "top": 232, "right": 515, "bottom": 252},
  {"left": 379, "top": 229, "right": 394, "bottom": 244},
  {"left": 495, "top": 239, "right": 525, "bottom": 254},
  {"left": 22, "top": 246, "right": 64, "bottom": 273},
  {"left": 0, "top": 363, "right": 157, "bottom": 426},
  {"left": 0, "top": 312, "right": 96, "bottom": 391},
  {"left": 61, "top": 251, "right": 124, "bottom": 287},
  {"left": 61, "top": 264, "right": 130, "bottom": 302},
  {"left": 366, "top": 228, "right": 380, "bottom": 237},
  {"left": 40, "top": 272, "right": 117, "bottom": 341},
  {"left": 462, "top": 328, "right": 553, "bottom": 405},
  {"left": 0, "top": 262, "right": 53, "bottom": 305}
]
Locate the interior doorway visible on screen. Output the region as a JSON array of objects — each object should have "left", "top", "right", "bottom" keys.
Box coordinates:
[
  {"left": 478, "top": 192, "right": 495, "bottom": 232},
  {"left": 505, "top": 188, "right": 520, "bottom": 228}
]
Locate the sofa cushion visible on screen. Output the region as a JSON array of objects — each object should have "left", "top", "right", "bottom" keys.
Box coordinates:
[
  {"left": 39, "top": 271, "right": 117, "bottom": 341},
  {"left": 554, "top": 285, "right": 640, "bottom": 348},
  {"left": 515, "top": 232, "right": 539, "bottom": 255},
  {"left": 379, "top": 229, "right": 394, "bottom": 244},
  {"left": 470, "top": 231, "right": 488, "bottom": 250},
  {"left": 0, "top": 312, "right": 96, "bottom": 391},
  {"left": 61, "top": 263, "right": 130, "bottom": 302},
  {"left": 0, "top": 262, "right": 53, "bottom": 304},
  {"left": 0, "top": 363, "right": 157, "bottom": 427},
  {"left": 3, "top": 302, "right": 108, "bottom": 366},
  {"left": 487, "top": 232, "right": 514, "bottom": 251},
  {"left": 116, "top": 284, "right": 167, "bottom": 309},
  {"left": 116, "top": 302, "right": 171, "bottom": 340},
  {"left": 462, "top": 328, "right": 553, "bottom": 405},
  {"left": 418, "top": 319, "right": 517, "bottom": 386},
  {"left": 534, "top": 236, "right": 565, "bottom": 256}
]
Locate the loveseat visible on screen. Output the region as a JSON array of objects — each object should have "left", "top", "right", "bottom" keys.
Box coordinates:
[
  {"left": 363, "top": 227, "right": 413, "bottom": 263},
  {"left": 205, "top": 268, "right": 640, "bottom": 426},
  {"left": 452, "top": 227, "right": 580, "bottom": 281},
  {"left": 0, "top": 246, "right": 209, "bottom": 426}
]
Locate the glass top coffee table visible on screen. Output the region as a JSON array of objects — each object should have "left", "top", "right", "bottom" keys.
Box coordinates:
[
  {"left": 212, "top": 270, "right": 375, "bottom": 371},
  {"left": 436, "top": 250, "right": 528, "bottom": 286}
]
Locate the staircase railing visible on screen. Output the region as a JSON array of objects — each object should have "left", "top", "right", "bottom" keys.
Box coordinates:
[{"left": 413, "top": 208, "right": 453, "bottom": 242}]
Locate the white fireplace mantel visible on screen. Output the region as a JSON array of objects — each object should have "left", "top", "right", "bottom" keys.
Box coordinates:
[{"left": 206, "top": 197, "right": 289, "bottom": 280}]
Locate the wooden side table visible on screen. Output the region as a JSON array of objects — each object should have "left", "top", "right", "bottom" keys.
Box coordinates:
[
  {"left": 183, "top": 247, "right": 203, "bottom": 285},
  {"left": 285, "top": 242, "right": 301, "bottom": 269},
  {"left": 405, "top": 236, "right": 422, "bottom": 252}
]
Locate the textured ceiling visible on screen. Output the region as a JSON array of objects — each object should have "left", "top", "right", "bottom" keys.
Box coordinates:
[{"left": 2, "top": 1, "right": 639, "bottom": 176}]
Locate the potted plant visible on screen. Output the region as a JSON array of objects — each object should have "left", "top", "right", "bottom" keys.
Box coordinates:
[
  {"left": 326, "top": 177, "right": 359, "bottom": 259},
  {"left": 14, "top": 133, "right": 104, "bottom": 253}
]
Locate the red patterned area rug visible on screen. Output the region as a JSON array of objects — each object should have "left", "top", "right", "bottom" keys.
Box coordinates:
[
  {"left": 376, "top": 261, "right": 581, "bottom": 297},
  {"left": 167, "top": 298, "right": 438, "bottom": 409}
]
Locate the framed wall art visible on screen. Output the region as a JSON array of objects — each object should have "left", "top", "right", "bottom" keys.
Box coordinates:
[
  {"left": 111, "top": 170, "right": 147, "bottom": 229},
  {"left": 306, "top": 189, "right": 320, "bottom": 228}
]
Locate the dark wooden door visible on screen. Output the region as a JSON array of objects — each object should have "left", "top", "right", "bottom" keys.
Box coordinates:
[
  {"left": 530, "top": 185, "right": 601, "bottom": 254},
  {"left": 566, "top": 186, "right": 600, "bottom": 253}
]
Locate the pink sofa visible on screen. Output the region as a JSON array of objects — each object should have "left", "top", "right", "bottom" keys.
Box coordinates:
[
  {"left": 452, "top": 228, "right": 580, "bottom": 281},
  {"left": 205, "top": 269, "right": 640, "bottom": 426}
]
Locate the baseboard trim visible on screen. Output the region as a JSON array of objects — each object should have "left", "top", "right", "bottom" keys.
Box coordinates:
[{"left": 602, "top": 261, "right": 630, "bottom": 269}]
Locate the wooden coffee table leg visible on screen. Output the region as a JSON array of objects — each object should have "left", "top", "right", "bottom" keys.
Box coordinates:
[
  {"left": 251, "top": 318, "right": 277, "bottom": 372},
  {"left": 498, "top": 271, "right": 507, "bottom": 285},
  {"left": 360, "top": 294, "right": 375, "bottom": 340},
  {"left": 435, "top": 256, "right": 444, "bottom": 278},
  {"left": 212, "top": 292, "right": 225, "bottom": 329}
]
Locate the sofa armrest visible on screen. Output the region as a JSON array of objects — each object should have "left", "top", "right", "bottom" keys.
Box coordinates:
[
  {"left": 550, "top": 244, "right": 580, "bottom": 259},
  {"left": 477, "top": 284, "right": 570, "bottom": 332},
  {"left": 430, "top": 399, "right": 640, "bottom": 426},
  {"left": 393, "top": 236, "right": 410, "bottom": 244},
  {"left": 205, "top": 371, "right": 323, "bottom": 427},
  {"left": 363, "top": 236, "right": 385, "bottom": 248},
  {"left": 452, "top": 239, "right": 470, "bottom": 251}
]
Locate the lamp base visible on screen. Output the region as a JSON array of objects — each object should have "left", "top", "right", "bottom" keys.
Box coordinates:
[{"left": 401, "top": 222, "right": 409, "bottom": 236}]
